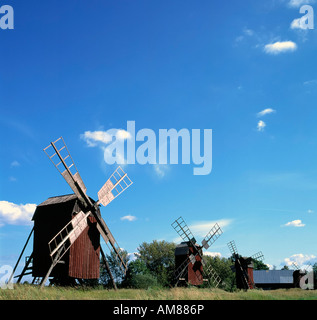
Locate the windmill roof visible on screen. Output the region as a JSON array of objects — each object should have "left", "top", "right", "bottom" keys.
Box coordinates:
[
  {"left": 37, "top": 194, "right": 78, "bottom": 207},
  {"left": 253, "top": 270, "right": 294, "bottom": 284}
]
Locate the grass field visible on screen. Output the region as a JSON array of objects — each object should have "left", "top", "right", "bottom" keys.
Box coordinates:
[{"left": 1, "top": 284, "right": 317, "bottom": 300}]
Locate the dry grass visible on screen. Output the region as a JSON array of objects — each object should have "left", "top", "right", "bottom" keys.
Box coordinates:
[{"left": 1, "top": 284, "right": 317, "bottom": 300}]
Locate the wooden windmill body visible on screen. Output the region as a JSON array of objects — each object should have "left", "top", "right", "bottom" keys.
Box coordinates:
[{"left": 172, "top": 216, "right": 223, "bottom": 288}]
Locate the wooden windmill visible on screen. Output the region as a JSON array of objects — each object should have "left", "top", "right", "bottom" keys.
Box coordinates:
[
  {"left": 9, "top": 137, "right": 132, "bottom": 288},
  {"left": 171, "top": 216, "right": 223, "bottom": 287},
  {"left": 227, "top": 240, "right": 264, "bottom": 290}
]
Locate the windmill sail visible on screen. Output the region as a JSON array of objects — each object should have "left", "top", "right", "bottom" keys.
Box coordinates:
[
  {"left": 171, "top": 216, "right": 197, "bottom": 247},
  {"left": 43, "top": 137, "right": 89, "bottom": 205},
  {"left": 48, "top": 210, "right": 91, "bottom": 262},
  {"left": 201, "top": 223, "right": 222, "bottom": 250},
  {"left": 97, "top": 166, "right": 132, "bottom": 207}
]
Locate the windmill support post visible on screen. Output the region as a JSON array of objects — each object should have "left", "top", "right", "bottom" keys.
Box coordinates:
[
  {"left": 100, "top": 247, "right": 117, "bottom": 290},
  {"left": 8, "top": 227, "right": 34, "bottom": 285}
]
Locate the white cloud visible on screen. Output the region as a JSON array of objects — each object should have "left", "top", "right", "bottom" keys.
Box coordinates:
[
  {"left": 204, "top": 251, "right": 222, "bottom": 258},
  {"left": 264, "top": 41, "right": 297, "bottom": 54},
  {"left": 307, "top": 209, "right": 314, "bottom": 214},
  {"left": 10, "top": 160, "right": 20, "bottom": 167},
  {"left": 81, "top": 131, "right": 112, "bottom": 147},
  {"left": 116, "top": 129, "right": 132, "bottom": 141},
  {"left": 284, "top": 219, "right": 305, "bottom": 227},
  {"left": 127, "top": 252, "right": 140, "bottom": 262},
  {"left": 120, "top": 215, "right": 137, "bottom": 222},
  {"left": 0, "top": 201, "right": 36, "bottom": 226},
  {"left": 284, "top": 253, "right": 317, "bottom": 268},
  {"left": 257, "top": 120, "right": 266, "bottom": 132},
  {"left": 288, "top": 0, "right": 315, "bottom": 8},
  {"left": 81, "top": 129, "right": 131, "bottom": 147},
  {"left": 257, "top": 108, "right": 276, "bottom": 117}
]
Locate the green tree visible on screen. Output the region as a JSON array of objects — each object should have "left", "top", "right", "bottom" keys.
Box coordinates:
[
  {"left": 204, "top": 255, "right": 236, "bottom": 291},
  {"left": 100, "top": 249, "right": 129, "bottom": 288},
  {"left": 253, "top": 259, "right": 269, "bottom": 270},
  {"left": 122, "top": 258, "right": 150, "bottom": 288},
  {"left": 137, "top": 240, "right": 176, "bottom": 287}
]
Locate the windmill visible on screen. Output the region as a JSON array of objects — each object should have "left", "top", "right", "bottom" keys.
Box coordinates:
[
  {"left": 227, "top": 240, "right": 264, "bottom": 290},
  {"left": 171, "top": 216, "right": 223, "bottom": 288},
  {"left": 9, "top": 137, "right": 132, "bottom": 288}
]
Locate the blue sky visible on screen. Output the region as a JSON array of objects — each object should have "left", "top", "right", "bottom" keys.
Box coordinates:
[{"left": 1, "top": 0, "right": 317, "bottom": 280}]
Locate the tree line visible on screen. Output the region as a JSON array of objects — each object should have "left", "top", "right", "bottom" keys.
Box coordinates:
[{"left": 95, "top": 240, "right": 275, "bottom": 291}]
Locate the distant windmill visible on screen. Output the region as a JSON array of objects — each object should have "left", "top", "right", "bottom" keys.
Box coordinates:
[
  {"left": 171, "top": 216, "right": 223, "bottom": 287},
  {"left": 227, "top": 240, "right": 264, "bottom": 290},
  {"left": 9, "top": 137, "right": 132, "bottom": 288}
]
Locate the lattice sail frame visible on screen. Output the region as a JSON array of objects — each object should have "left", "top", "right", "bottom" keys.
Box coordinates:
[
  {"left": 97, "top": 166, "right": 133, "bottom": 207},
  {"left": 43, "top": 137, "right": 88, "bottom": 202},
  {"left": 251, "top": 251, "right": 264, "bottom": 262}
]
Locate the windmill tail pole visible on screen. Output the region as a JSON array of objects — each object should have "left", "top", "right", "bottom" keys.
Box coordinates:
[{"left": 8, "top": 227, "right": 34, "bottom": 285}]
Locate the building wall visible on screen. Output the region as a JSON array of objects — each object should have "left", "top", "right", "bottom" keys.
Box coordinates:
[
  {"left": 68, "top": 214, "right": 100, "bottom": 279},
  {"left": 32, "top": 196, "right": 100, "bottom": 279}
]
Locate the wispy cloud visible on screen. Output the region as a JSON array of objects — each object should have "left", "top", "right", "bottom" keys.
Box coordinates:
[
  {"left": 253, "top": 171, "right": 317, "bottom": 190},
  {"left": 303, "top": 79, "right": 317, "bottom": 86},
  {"left": 283, "top": 219, "right": 305, "bottom": 227},
  {"left": 172, "top": 219, "right": 233, "bottom": 244},
  {"left": 0, "top": 201, "right": 36, "bottom": 226},
  {"left": 153, "top": 164, "right": 169, "bottom": 178},
  {"left": 189, "top": 219, "right": 233, "bottom": 238},
  {"left": 10, "top": 160, "right": 20, "bottom": 168},
  {"left": 257, "top": 108, "right": 276, "bottom": 117},
  {"left": 288, "top": 0, "right": 315, "bottom": 8},
  {"left": 264, "top": 41, "right": 297, "bottom": 54},
  {"left": 120, "top": 215, "right": 137, "bottom": 222},
  {"left": 257, "top": 120, "right": 266, "bottom": 132}
]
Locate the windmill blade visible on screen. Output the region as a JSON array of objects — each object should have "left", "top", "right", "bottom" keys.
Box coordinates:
[
  {"left": 96, "top": 216, "right": 127, "bottom": 274},
  {"left": 174, "top": 259, "right": 190, "bottom": 285},
  {"left": 48, "top": 210, "right": 91, "bottom": 262},
  {"left": 201, "top": 223, "right": 223, "bottom": 250},
  {"left": 202, "top": 257, "right": 222, "bottom": 288},
  {"left": 227, "top": 240, "right": 238, "bottom": 256},
  {"left": 251, "top": 251, "right": 264, "bottom": 262},
  {"left": 97, "top": 166, "right": 133, "bottom": 207},
  {"left": 43, "top": 137, "right": 90, "bottom": 206},
  {"left": 171, "top": 217, "right": 197, "bottom": 245}
]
